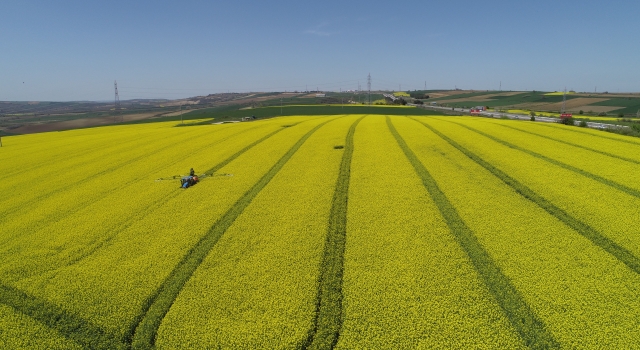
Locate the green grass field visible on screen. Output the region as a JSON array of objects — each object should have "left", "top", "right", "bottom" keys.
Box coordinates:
[{"left": 2, "top": 115, "right": 640, "bottom": 348}]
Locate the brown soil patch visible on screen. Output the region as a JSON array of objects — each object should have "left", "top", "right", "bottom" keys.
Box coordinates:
[
  {"left": 567, "top": 105, "right": 623, "bottom": 113},
  {"left": 436, "top": 92, "right": 524, "bottom": 104},
  {"left": 162, "top": 100, "right": 200, "bottom": 107},
  {"left": 511, "top": 102, "right": 558, "bottom": 109},
  {"left": 163, "top": 110, "right": 194, "bottom": 117},
  {"left": 10, "top": 113, "right": 158, "bottom": 134},
  {"left": 535, "top": 98, "right": 610, "bottom": 111}
]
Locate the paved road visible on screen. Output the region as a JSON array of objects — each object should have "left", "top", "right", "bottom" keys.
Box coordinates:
[{"left": 413, "top": 104, "right": 628, "bottom": 130}]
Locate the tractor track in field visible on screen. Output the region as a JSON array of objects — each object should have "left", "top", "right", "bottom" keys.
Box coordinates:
[
  {"left": 415, "top": 118, "right": 640, "bottom": 276},
  {"left": 480, "top": 120, "right": 640, "bottom": 165},
  {"left": 303, "top": 116, "right": 364, "bottom": 350},
  {"left": 0, "top": 283, "right": 126, "bottom": 350},
  {"left": 439, "top": 119, "right": 640, "bottom": 200},
  {"left": 389, "top": 117, "right": 560, "bottom": 349},
  {"left": 0, "top": 118, "right": 322, "bottom": 349},
  {"left": 128, "top": 117, "right": 339, "bottom": 349}
]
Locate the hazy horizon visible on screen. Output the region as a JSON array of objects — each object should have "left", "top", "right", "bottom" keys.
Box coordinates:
[{"left": 2, "top": 0, "right": 639, "bottom": 101}]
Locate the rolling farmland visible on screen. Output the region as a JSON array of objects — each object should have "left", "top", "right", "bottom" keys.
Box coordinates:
[{"left": 1, "top": 115, "right": 640, "bottom": 349}]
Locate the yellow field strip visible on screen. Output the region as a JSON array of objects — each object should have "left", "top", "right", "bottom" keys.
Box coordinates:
[
  {"left": 458, "top": 119, "right": 640, "bottom": 193},
  {"left": 156, "top": 116, "right": 356, "bottom": 349},
  {"left": 0, "top": 123, "right": 288, "bottom": 283},
  {"left": 407, "top": 116, "right": 640, "bottom": 347},
  {"left": 432, "top": 119, "right": 640, "bottom": 259},
  {"left": 336, "top": 116, "right": 525, "bottom": 349},
  {"left": 0, "top": 123, "right": 239, "bottom": 220},
  {"left": 3, "top": 117, "right": 332, "bottom": 340},
  {"left": 0, "top": 304, "right": 82, "bottom": 349},
  {"left": 477, "top": 118, "right": 640, "bottom": 164}
]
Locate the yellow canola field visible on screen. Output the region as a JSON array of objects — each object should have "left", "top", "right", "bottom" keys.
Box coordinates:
[
  {"left": 0, "top": 305, "right": 81, "bottom": 350},
  {"left": 157, "top": 116, "right": 356, "bottom": 349},
  {"left": 463, "top": 118, "right": 640, "bottom": 191},
  {"left": 0, "top": 122, "right": 279, "bottom": 282},
  {"left": 2, "top": 116, "right": 330, "bottom": 340},
  {"left": 438, "top": 118, "right": 640, "bottom": 258},
  {"left": 2, "top": 114, "right": 640, "bottom": 348},
  {"left": 403, "top": 117, "right": 640, "bottom": 348},
  {"left": 336, "top": 116, "right": 524, "bottom": 349},
  {"left": 479, "top": 118, "right": 640, "bottom": 162}
]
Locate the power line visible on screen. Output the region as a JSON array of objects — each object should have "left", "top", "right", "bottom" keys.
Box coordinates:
[
  {"left": 367, "top": 73, "right": 371, "bottom": 105},
  {"left": 114, "top": 80, "right": 121, "bottom": 123}
]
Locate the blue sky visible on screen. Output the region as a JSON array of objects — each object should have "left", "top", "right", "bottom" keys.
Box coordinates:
[{"left": 1, "top": 0, "right": 638, "bottom": 101}]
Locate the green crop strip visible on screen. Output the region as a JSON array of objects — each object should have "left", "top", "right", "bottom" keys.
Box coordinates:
[
  {"left": 487, "top": 122, "right": 640, "bottom": 165},
  {"left": 388, "top": 117, "right": 559, "bottom": 349},
  {"left": 0, "top": 283, "right": 125, "bottom": 349},
  {"left": 129, "top": 117, "right": 338, "bottom": 349},
  {"left": 415, "top": 118, "right": 640, "bottom": 276},
  {"left": 303, "top": 116, "right": 364, "bottom": 350},
  {"left": 443, "top": 119, "right": 640, "bottom": 200}
]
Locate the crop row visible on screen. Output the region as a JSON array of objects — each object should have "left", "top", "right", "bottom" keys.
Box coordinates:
[
  {"left": 388, "top": 116, "right": 554, "bottom": 348},
  {"left": 407, "top": 116, "right": 640, "bottom": 347},
  {"left": 0, "top": 123, "right": 178, "bottom": 182},
  {"left": 336, "top": 116, "right": 525, "bottom": 349},
  {"left": 432, "top": 118, "right": 640, "bottom": 260},
  {"left": 442, "top": 118, "right": 640, "bottom": 198},
  {"left": 480, "top": 119, "right": 640, "bottom": 165},
  {"left": 423, "top": 118, "right": 640, "bottom": 275},
  {"left": 0, "top": 122, "right": 219, "bottom": 213}
]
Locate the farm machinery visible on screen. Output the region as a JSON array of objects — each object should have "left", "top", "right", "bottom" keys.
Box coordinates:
[{"left": 155, "top": 168, "right": 233, "bottom": 189}]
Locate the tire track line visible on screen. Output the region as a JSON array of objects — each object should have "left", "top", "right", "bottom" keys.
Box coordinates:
[
  {"left": 303, "top": 116, "right": 364, "bottom": 350},
  {"left": 389, "top": 116, "right": 560, "bottom": 349},
  {"left": 0, "top": 284, "right": 126, "bottom": 349}
]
